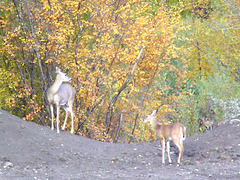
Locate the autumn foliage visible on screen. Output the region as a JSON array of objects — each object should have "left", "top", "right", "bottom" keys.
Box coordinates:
[{"left": 1, "top": 0, "right": 239, "bottom": 142}]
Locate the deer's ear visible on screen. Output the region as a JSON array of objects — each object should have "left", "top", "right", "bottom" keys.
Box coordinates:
[
  {"left": 56, "top": 67, "right": 61, "bottom": 74},
  {"left": 151, "top": 110, "right": 157, "bottom": 116}
]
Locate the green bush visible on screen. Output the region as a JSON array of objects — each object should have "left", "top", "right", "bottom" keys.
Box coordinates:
[{"left": 178, "top": 73, "right": 240, "bottom": 136}]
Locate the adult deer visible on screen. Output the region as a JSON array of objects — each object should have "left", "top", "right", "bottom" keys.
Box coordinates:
[
  {"left": 143, "top": 110, "right": 186, "bottom": 166},
  {"left": 47, "top": 67, "right": 75, "bottom": 133}
]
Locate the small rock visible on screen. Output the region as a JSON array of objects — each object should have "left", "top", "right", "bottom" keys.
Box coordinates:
[
  {"left": 111, "top": 157, "right": 119, "bottom": 163},
  {"left": 224, "top": 146, "right": 233, "bottom": 151},
  {"left": 3, "top": 162, "right": 13, "bottom": 168},
  {"left": 217, "top": 155, "right": 228, "bottom": 160},
  {"left": 59, "top": 157, "right": 66, "bottom": 162},
  {"left": 145, "top": 152, "right": 152, "bottom": 156},
  {"left": 20, "top": 125, "right": 25, "bottom": 129}
]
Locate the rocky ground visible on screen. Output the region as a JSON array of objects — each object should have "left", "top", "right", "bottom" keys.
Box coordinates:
[{"left": 0, "top": 109, "right": 240, "bottom": 179}]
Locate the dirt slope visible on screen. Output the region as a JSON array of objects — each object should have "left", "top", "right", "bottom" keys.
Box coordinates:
[{"left": 0, "top": 109, "right": 240, "bottom": 179}]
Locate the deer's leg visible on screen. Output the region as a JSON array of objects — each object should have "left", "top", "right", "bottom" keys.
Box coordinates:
[
  {"left": 70, "top": 109, "right": 74, "bottom": 134},
  {"left": 166, "top": 140, "right": 172, "bottom": 164},
  {"left": 50, "top": 104, "right": 54, "bottom": 130},
  {"left": 161, "top": 139, "right": 165, "bottom": 165},
  {"left": 173, "top": 139, "right": 184, "bottom": 166},
  {"left": 56, "top": 106, "right": 60, "bottom": 133},
  {"left": 180, "top": 141, "right": 184, "bottom": 164},
  {"left": 62, "top": 107, "right": 68, "bottom": 131}
]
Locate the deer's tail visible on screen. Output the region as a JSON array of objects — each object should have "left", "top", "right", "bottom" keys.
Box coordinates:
[{"left": 182, "top": 126, "right": 186, "bottom": 141}]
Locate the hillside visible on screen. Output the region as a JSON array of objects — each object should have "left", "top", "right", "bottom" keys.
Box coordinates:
[{"left": 0, "top": 109, "right": 240, "bottom": 179}]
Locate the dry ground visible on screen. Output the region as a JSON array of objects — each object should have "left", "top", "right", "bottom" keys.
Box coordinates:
[{"left": 0, "top": 109, "right": 240, "bottom": 179}]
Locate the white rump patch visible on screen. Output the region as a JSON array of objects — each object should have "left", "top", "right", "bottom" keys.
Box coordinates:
[
  {"left": 183, "top": 127, "right": 186, "bottom": 141},
  {"left": 179, "top": 127, "right": 185, "bottom": 142}
]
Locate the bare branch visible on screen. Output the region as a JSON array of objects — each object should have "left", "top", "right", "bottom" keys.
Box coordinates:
[{"left": 106, "top": 46, "right": 146, "bottom": 133}]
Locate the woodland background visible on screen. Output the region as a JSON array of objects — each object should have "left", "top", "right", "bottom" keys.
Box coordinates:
[{"left": 0, "top": 0, "right": 239, "bottom": 143}]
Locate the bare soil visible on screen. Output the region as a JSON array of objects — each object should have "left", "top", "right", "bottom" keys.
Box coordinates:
[{"left": 0, "top": 109, "right": 240, "bottom": 179}]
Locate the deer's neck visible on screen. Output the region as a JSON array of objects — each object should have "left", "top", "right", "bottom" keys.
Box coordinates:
[
  {"left": 150, "top": 117, "right": 159, "bottom": 130},
  {"left": 48, "top": 78, "right": 63, "bottom": 96}
]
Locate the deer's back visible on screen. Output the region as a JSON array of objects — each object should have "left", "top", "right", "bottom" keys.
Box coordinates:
[{"left": 155, "top": 122, "right": 185, "bottom": 140}]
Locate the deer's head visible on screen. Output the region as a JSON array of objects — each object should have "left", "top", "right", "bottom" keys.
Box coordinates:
[
  {"left": 56, "top": 67, "right": 72, "bottom": 82},
  {"left": 142, "top": 110, "right": 157, "bottom": 123}
]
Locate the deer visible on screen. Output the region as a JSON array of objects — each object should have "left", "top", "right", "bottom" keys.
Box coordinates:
[
  {"left": 142, "top": 110, "right": 186, "bottom": 166},
  {"left": 47, "top": 67, "right": 76, "bottom": 134},
  {"left": 199, "top": 118, "right": 214, "bottom": 132}
]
